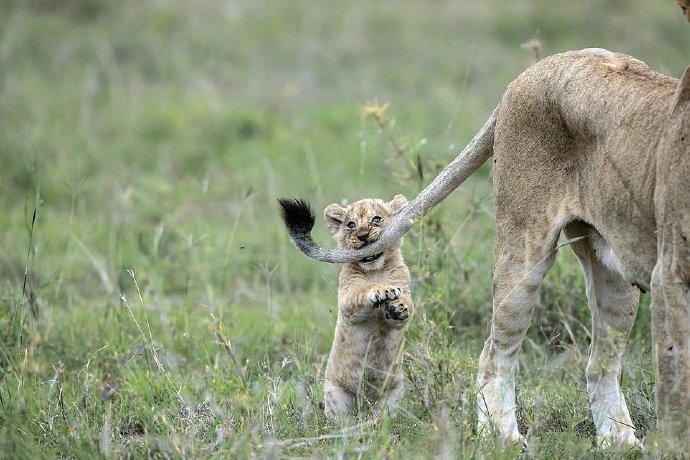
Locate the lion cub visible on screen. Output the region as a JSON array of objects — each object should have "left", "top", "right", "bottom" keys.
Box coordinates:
[{"left": 322, "top": 195, "right": 413, "bottom": 420}]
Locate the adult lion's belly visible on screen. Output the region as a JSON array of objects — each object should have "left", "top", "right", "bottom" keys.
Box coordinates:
[{"left": 593, "top": 225, "right": 657, "bottom": 292}]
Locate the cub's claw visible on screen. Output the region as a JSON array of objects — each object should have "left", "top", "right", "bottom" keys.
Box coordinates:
[
  {"left": 385, "top": 302, "right": 409, "bottom": 321},
  {"left": 367, "top": 285, "right": 402, "bottom": 307}
]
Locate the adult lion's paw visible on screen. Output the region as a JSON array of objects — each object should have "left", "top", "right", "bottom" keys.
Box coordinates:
[
  {"left": 367, "top": 285, "right": 402, "bottom": 307},
  {"left": 384, "top": 301, "right": 409, "bottom": 322}
]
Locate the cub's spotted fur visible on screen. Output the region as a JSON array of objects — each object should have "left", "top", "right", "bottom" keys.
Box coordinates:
[{"left": 280, "top": 195, "right": 413, "bottom": 420}]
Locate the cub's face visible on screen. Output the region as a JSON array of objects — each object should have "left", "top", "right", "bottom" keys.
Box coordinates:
[{"left": 324, "top": 194, "right": 407, "bottom": 271}]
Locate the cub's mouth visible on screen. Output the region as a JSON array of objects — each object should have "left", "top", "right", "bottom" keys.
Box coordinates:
[{"left": 360, "top": 252, "right": 383, "bottom": 263}]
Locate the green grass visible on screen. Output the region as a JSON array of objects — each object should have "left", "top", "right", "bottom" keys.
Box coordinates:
[{"left": 0, "top": 0, "right": 688, "bottom": 457}]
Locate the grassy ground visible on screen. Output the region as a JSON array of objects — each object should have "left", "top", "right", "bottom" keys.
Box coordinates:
[{"left": 1, "top": 0, "right": 688, "bottom": 458}]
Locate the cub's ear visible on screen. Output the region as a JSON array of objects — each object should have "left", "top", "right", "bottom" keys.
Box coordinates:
[
  {"left": 387, "top": 194, "right": 408, "bottom": 215},
  {"left": 324, "top": 204, "right": 345, "bottom": 235}
]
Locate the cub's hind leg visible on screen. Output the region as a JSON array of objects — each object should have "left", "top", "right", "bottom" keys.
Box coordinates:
[
  {"left": 373, "top": 380, "right": 405, "bottom": 420},
  {"left": 324, "top": 380, "right": 354, "bottom": 422},
  {"left": 565, "top": 222, "right": 640, "bottom": 448}
]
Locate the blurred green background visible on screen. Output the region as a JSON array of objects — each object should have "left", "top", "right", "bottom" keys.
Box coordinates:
[{"left": 0, "top": 0, "right": 688, "bottom": 457}]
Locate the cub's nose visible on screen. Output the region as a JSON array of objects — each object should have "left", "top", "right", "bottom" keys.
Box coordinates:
[{"left": 357, "top": 233, "right": 369, "bottom": 242}]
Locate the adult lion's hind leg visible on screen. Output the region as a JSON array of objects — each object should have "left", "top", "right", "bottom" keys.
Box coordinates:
[
  {"left": 650, "top": 229, "right": 690, "bottom": 440},
  {"left": 477, "top": 220, "right": 561, "bottom": 446},
  {"left": 651, "top": 65, "right": 690, "bottom": 444},
  {"left": 564, "top": 222, "right": 641, "bottom": 448}
]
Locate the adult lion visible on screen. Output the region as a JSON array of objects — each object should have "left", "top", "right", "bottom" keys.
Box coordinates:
[{"left": 280, "top": 49, "right": 690, "bottom": 447}]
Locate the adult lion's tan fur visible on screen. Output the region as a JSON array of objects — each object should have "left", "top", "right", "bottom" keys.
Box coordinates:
[
  {"left": 322, "top": 196, "right": 414, "bottom": 420},
  {"left": 477, "top": 49, "right": 683, "bottom": 447},
  {"left": 280, "top": 48, "right": 690, "bottom": 445},
  {"left": 650, "top": 65, "right": 690, "bottom": 438}
]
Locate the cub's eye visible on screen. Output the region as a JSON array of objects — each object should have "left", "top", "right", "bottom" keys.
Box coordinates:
[
  {"left": 346, "top": 221, "right": 356, "bottom": 229},
  {"left": 371, "top": 216, "right": 382, "bottom": 224}
]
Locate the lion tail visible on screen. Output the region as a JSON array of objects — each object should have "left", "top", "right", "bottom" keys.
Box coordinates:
[
  {"left": 277, "top": 198, "right": 321, "bottom": 258},
  {"left": 277, "top": 104, "right": 498, "bottom": 264}
]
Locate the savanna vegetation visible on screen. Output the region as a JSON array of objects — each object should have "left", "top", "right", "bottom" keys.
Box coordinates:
[{"left": 1, "top": 1, "right": 689, "bottom": 457}]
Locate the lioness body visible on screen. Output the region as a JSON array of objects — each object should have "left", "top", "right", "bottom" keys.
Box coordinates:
[
  {"left": 281, "top": 49, "right": 690, "bottom": 445},
  {"left": 493, "top": 48, "right": 675, "bottom": 292},
  {"left": 480, "top": 49, "right": 684, "bottom": 446},
  {"left": 322, "top": 196, "right": 413, "bottom": 419}
]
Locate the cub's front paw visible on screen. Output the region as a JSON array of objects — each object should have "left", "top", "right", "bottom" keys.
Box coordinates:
[
  {"left": 385, "top": 301, "right": 409, "bottom": 322},
  {"left": 367, "top": 285, "right": 402, "bottom": 307}
]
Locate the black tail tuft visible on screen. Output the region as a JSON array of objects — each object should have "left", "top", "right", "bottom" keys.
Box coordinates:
[{"left": 278, "top": 198, "right": 315, "bottom": 236}]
